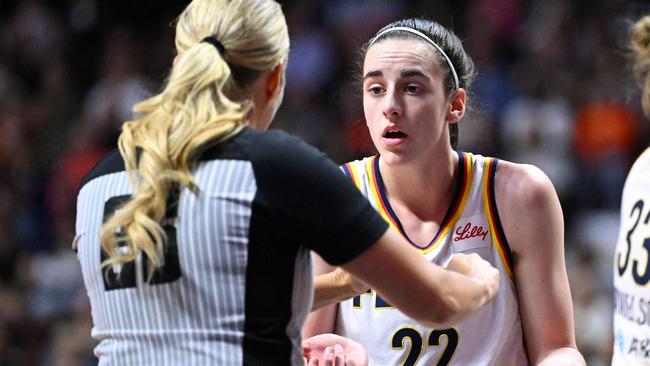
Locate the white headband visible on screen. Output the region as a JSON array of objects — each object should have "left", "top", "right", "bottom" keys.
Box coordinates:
[{"left": 369, "top": 26, "right": 459, "bottom": 90}]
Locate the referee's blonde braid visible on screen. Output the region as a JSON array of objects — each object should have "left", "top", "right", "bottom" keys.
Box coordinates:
[
  {"left": 631, "top": 16, "right": 650, "bottom": 116},
  {"left": 100, "top": 0, "right": 289, "bottom": 279}
]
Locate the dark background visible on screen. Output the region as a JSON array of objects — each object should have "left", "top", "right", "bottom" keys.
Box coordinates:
[{"left": 1, "top": 0, "right": 649, "bottom": 365}]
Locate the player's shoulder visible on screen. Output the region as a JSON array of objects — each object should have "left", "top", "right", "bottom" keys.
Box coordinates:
[
  {"left": 79, "top": 149, "right": 125, "bottom": 191},
  {"left": 493, "top": 159, "right": 557, "bottom": 207}
]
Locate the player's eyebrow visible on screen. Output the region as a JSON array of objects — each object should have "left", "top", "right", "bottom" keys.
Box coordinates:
[
  {"left": 363, "top": 70, "right": 382, "bottom": 80},
  {"left": 363, "top": 69, "right": 431, "bottom": 81},
  {"left": 400, "top": 69, "right": 430, "bottom": 80}
]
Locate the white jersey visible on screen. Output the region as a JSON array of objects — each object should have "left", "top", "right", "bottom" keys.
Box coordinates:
[
  {"left": 336, "top": 152, "right": 528, "bottom": 366},
  {"left": 612, "top": 147, "right": 650, "bottom": 365}
]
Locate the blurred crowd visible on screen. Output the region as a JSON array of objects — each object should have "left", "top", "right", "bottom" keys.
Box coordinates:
[{"left": 1, "top": 0, "right": 649, "bottom": 365}]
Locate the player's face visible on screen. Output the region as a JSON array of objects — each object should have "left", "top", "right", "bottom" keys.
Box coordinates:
[{"left": 362, "top": 39, "right": 454, "bottom": 165}]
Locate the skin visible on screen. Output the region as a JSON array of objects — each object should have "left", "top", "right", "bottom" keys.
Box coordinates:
[
  {"left": 243, "top": 47, "right": 500, "bottom": 365},
  {"left": 302, "top": 334, "right": 368, "bottom": 366},
  {"left": 303, "top": 38, "right": 585, "bottom": 366},
  {"left": 247, "top": 62, "right": 285, "bottom": 131}
]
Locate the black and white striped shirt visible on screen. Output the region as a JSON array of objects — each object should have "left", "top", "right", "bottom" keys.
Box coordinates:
[{"left": 75, "top": 128, "right": 388, "bottom": 365}]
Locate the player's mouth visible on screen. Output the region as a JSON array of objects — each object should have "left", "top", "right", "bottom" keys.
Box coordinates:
[{"left": 382, "top": 127, "right": 408, "bottom": 146}]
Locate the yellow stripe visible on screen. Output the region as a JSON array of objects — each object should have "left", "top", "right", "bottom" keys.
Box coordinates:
[
  {"left": 422, "top": 152, "right": 474, "bottom": 254},
  {"left": 364, "top": 157, "right": 399, "bottom": 232},
  {"left": 482, "top": 158, "right": 514, "bottom": 279},
  {"left": 346, "top": 162, "right": 362, "bottom": 190}
]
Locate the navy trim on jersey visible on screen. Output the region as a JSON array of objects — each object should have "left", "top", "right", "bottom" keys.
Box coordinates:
[
  {"left": 372, "top": 151, "right": 466, "bottom": 249},
  {"left": 486, "top": 159, "right": 515, "bottom": 267}
]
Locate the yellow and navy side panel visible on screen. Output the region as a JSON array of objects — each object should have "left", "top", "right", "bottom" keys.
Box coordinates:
[
  {"left": 340, "top": 152, "right": 473, "bottom": 254},
  {"left": 482, "top": 157, "right": 515, "bottom": 279}
]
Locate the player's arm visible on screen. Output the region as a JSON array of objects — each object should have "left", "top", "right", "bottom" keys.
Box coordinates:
[
  {"left": 496, "top": 162, "right": 585, "bottom": 366},
  {"left": 339, "top": 228, "right": 499, "bottom": 329},
  {"left": 311, "top": 256, "right": 368, "bottom": 312},
  {"left": 303, "top": 253, "right": 345, "bottom": 338}
]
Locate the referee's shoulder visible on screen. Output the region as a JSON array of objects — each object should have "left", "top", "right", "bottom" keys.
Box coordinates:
[
  {"left": 78, "top": 149, "right": 124, "bottom": 191},
  {"left": 234, "top": 128, "right": 323, "bottom": 163}
]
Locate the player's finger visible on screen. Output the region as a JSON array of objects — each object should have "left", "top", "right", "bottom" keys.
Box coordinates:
[
  {"left": 332, "top": 344, "right": 345, "bottom": 366},
  {"left": 321, "top": 346, "right": 335, "bottom": 366},
  {"left": 307, "top": 356, "right": 319, "bottom": 366}
]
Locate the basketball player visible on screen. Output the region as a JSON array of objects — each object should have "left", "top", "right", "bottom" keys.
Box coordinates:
[
  {"left": 612, "top": 15, "right": 650, "bottom": 366},
  {"left": 303, "top": 18, "right": 586, "bottom": 365},
  {"left": 74, "top": 2, "right": 500, "bottom": 365}
]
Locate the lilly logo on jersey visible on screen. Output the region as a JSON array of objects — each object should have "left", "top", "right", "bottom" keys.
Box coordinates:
[{"left": 453, "top": 222, "right": 488, "bottom": 242}]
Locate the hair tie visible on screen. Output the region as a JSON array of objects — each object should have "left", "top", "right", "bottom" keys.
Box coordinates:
[
  {"left": 201, "top": 36, "right": 226, "bottom": 55},
  {"left": 369, "top": 26, "right": 459, "bottom": 90}
]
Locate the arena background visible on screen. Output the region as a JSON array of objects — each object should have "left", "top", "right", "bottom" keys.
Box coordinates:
[{"left": 1, "top": 0, "right": 649, "bottom": 365}]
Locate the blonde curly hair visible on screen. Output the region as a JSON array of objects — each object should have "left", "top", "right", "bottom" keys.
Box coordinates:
[{"left": 100, "top": 0, "right": 289, "bottom": 279}]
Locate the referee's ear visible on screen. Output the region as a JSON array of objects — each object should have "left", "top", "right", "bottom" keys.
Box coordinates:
[{"left": 265, "top": 63, "right": 285, "bottom": 100}]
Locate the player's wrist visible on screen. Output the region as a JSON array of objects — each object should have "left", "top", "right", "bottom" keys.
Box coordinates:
[{"left": 334, "top": 268, "right": 367, "bottom": 299}]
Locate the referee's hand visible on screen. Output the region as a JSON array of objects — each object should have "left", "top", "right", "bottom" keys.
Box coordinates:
[{"left": 448, "top": 252, "right": 500, "bottom": 301}]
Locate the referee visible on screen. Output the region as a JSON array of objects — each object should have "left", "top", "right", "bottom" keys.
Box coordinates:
[{"left": 74, "top": 0, "right": 500, "bottom": 365}]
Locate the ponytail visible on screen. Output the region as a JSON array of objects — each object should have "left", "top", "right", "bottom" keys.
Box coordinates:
[
  {"left": 100, "top": 0, "right": 288, "bottom": 279},
  {"left": 100, "top": 40, "right": 246, "bottom": 278}
]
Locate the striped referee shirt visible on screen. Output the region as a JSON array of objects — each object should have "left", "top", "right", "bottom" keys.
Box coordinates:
[{"left": 75, "top": 128, "right": 388, "bottom": 365}]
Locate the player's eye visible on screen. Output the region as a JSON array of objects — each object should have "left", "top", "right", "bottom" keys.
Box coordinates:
[
  {"left": 405, "top": 85, "right": 421, "bottom": 95},
  {"left": 368, "top": 85, "right": 385, "bottom": 95}
]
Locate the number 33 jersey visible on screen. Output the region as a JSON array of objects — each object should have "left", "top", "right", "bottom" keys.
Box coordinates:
[
  {"left": 612, "top": 147, "right": 650, "bottom": 366},
  {"left": 336, "top": 152, "right": 528, "bottom": 366}
]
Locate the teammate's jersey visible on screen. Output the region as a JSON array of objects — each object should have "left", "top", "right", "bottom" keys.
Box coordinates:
[
  {"left": 336, "top": 152, "right": 528, "bottom": 366},
  {"left": 75, "top": 128, "right": 388, "bottom": 366},
  {"left": 612, "top": 147, "right": 650, "bottom": 365}
]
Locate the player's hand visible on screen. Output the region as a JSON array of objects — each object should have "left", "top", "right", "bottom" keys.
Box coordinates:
[
  {"left": 448, "top": 253, "right": 500, "bottom": 300},
  {"left": 302, "top": 333, "right": 368, "bottom": 366},
  {"left": 333, "top": 267, "right": 368, "bottom": 296}
]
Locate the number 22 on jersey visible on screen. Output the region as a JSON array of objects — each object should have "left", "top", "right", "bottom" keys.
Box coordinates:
[{"left": 353, "top": 289, "right": 459, "bottom": 366}]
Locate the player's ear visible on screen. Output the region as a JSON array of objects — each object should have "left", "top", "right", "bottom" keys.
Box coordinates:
[{"left": 447, "top": 88, "right": 466, "bottom": 124}]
